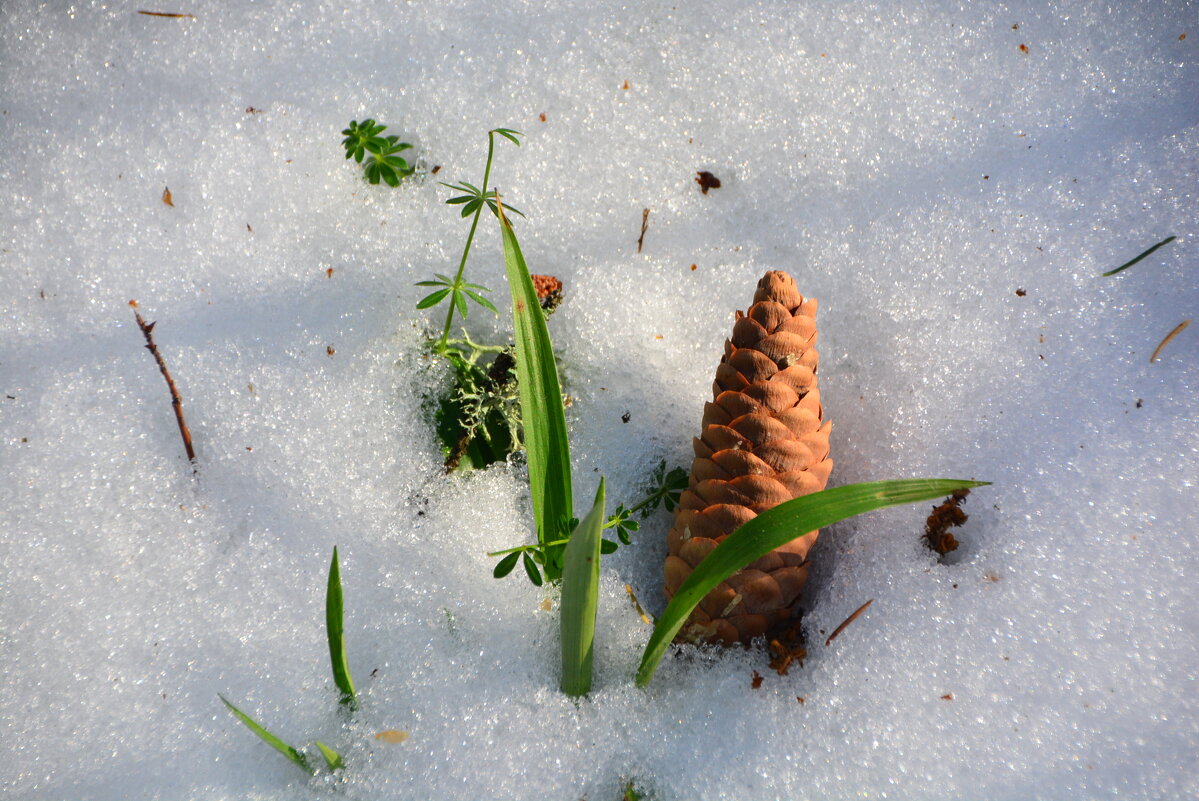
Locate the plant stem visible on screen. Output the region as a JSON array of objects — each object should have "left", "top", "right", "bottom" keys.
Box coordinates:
[
  {"left": 487, "top": 537, "right": 570, "bottom": 558},
  {"left": 439, "top": 131, "right": 499, "bottom": 351}
]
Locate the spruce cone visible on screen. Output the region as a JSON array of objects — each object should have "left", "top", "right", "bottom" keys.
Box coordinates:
[{"left": 664, "top": 270, "right": 832, "bottom": 645}]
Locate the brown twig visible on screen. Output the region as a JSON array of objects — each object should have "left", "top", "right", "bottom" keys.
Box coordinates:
[
  {"left": 1149, "top": 319, "right": 1190, "bottom": 363},
  {"left": 133, "top": 307, "right": 196, "bottom": 463},
  {"left": 825, "top": 599, "right": 874, "bottom": 647},
  {"left": 137, "top": 10, "right": 196, "bottom": 18},
  {"left": 636, "top": 208, "right": 650, "bottom": 253}
]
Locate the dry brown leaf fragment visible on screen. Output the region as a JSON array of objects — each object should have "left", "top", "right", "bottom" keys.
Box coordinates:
[
  {"left": 1018, "top": 43, "right": 1030, "bottom": 53},
  {"left": 751, "top": 671, "right": 763, "bottom": 689},
  {"left": 941, "top": 693, "right": 954, "bottom": 701},
  {"left": 767, "top": 621, "right": 807, "bottom": 676},
  {"left": 622, "top": 80, "right": 630, "bottom": 90},
  {"left": 374, "top": 730, "right": 409, "bottom": 744},
  {"left": 161, "top": 187, "right": 174, "bottom": 206},
  {"left": 924, "top": 488, "right": 970, "bottom": 555},
  {"left": 695, "top": 171, "right": 721, "bottom": 194},
  {"left": 326, "top": 345, "right": 335, "bottom": 356},
  {"left": 326, "top": 267, "right": 334, "bottom": 278},
  {"left": 539, "top": 112, "right": 547, "bottom": 122},
  {"left": 538, "top": 598, "right": 552, "bottom": 612}
]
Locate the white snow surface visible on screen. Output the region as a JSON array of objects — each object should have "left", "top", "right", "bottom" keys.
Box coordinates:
[{"left": 1, "top": 1, "right": 1197, "bottom": 799}]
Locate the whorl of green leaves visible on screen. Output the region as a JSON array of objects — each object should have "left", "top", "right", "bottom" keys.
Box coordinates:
[{"left": 341, "top": 118, "right": 416, "bottom": 186}]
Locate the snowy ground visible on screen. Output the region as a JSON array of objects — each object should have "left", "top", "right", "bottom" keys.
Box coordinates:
[{"left": 1, "top": 1, "right": 1196, "bottom": 799}]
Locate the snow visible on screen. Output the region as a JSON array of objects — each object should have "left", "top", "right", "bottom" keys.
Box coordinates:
[{"left": 1, "top": 1, "right": 1196, "bottom": 799}]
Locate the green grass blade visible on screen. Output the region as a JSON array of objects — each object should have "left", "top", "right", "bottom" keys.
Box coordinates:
[
  {"left": 496, "top": 197, "right": 573, "bottom": 580},
  {"left": 315, "top": 740, "right": 344, "bottom": 771},
  {"left": 218, "top": 694, "right": 314, "bottom": 775},
  {"left": 560, "top": 478, "right": 606, "bottom": 697},
  {"left": 326, "top": 547, "right": 356, "bottom": 707},
  {"left": 635, "top": 478, "right": 989, "bottom": 687},
  {"left": 1102, "top": 235, "right": 1176, "bottom": 276}
]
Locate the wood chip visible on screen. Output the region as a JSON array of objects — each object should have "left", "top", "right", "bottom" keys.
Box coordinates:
[{"left": 1149, "top": 319, "right": 1190, "bottom": 363}]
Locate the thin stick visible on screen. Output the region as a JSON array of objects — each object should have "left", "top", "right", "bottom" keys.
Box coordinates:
[
  {"left": 636, "top": 208, "right": 650, "bottom": 253},
  {"left": 133, "top": 309, "right": 196, "bottom": 462},
  {"left": 1149, "top": 319, "right": 1191, "bottom": 363},
  {"left": 825, "top": 599, "right": 874, "bottom": 647},
  {"left": 137, "top": 10, "right": 196, "bottom": 18},
  {"left": 1102, "top": 235, "right": 1176, "bottom": 277}
]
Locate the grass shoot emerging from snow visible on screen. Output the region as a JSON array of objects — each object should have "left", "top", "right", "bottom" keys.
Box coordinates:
[{"left": 220, "top": 546, "right": 354, "bottom": 773}]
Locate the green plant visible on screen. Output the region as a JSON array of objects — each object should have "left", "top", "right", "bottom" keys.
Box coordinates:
[
  {"left": 488, "top": 460, "right": 687, "bottom": 584},
  {"left": 427, "top": 128, "right": 525, "bottom": 353},
  {"left": 560, "top": 478, "right": 606, "bottom": 696},
  {"left": 326, "top": 546, "right": 357, "bottom": 708},
  {"left": 341, "top": 118, "right": 417, "bottom": 186},
  {"left": 412, "top": 128, "right": 533, "bottom": 472},
  {"left": 220, "top": 547, "right": 356, "bottom": 774},
  {"left": 635, "top": 478, "right": 988, "bottom": 686}
]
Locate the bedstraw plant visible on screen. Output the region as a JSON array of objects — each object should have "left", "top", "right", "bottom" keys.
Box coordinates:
[{"left": 341, "top": 118, "right": 417, "bottom": 186}]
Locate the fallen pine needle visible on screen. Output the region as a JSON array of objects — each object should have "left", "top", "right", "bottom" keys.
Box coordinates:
[
  {"left": 1149, "top": 319, "right": 1191, "bottom": 363},
  {"left": 825, "top": 599, "right": 874, "bottom": 647},
  {"left": 138, "top": 10, "right": 195, "bottom": 18},
  {"left": 625, "top": 584, "right": 652, "bottom": 625},
  {"left": 636, "top": 208, "right": 650, "bottom": 253},
  {"left": 1103, "top": 235, "right": 1176, "bottom": 277}
]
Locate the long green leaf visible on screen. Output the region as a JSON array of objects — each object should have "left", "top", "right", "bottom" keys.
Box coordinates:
[
  {"left": 560, "top": 478, "right": 606, "bottom": 697},
  {"left": 326, "top": 547, "right": 356, "bottom": 707},
  {"left": 635, "top": 478, "right": 989, "bottom": 687},
  {"left": 496, "top": 197, "right": 574, "bottom": 580},
  {"left": 218, "top": 694, "right": 314, "bottom": 775}
]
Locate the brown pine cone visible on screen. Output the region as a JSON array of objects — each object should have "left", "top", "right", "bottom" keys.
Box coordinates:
[{"left": 664, "top": 270, "right": 832, "bottom": 645}]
